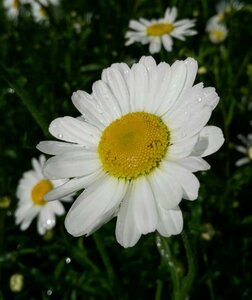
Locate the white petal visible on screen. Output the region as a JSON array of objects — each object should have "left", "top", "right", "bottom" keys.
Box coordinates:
[
  {"left": 45, "top": 169, "right": 103, "bottom": 201},
  {"left": 37, "top": 141, "right": 83, "bottom": 155},
  {"left": 139, "top": 56, "right": 157, "bottom": 70},
  {"left": 65, "top": 176, "right": 127, "bottom": 236},
  {"left": 168, "top": 134, "right": 198, "bottom": 160},
  {"left": 129, "top": 20, "right": 146, "bottom": 31},
  {"left": 116, "top": 184, "right": 141, "bottom": 248},
  {"left": 235, "top": 145, "right": 247, "bottom": 154},
  {"left": 164, "top": 7, "right": 177, "bottom": 23},
  {"left": 31, "top": 157, "right": 43, "bottom": 178},
  {"left": 176, "top": 157, "right": 210, "bottom": 172},
  {"left": 96, "top": 77, "right": 122, "bottom": 118},
  {"left": 49, "top": 116, "right": 100, "bottom": 146},
  {"left": 71, "top": 90, "right": 108, "bottom": 129},
  {"left": 155, "top": 60, "right": 187, "bottom": 116},
  {"left": 148, "top": 166, "right": 183, "bottom": 209},
  {"left": 235, "top": 157, "right": 250, "bottom": 167},
  {"left": 99, "top": 67, "right": 130, "bottom": 114},
  {"left": 43, "top": 150, "right": 101, "bottom": 179},
  {"left": 161, "top": 35, "right": 173, "bottom": 51},
  {"left": 165, "top": 162, "right": 200, "bottom": 200},
  {"left": 183, "top": 58, "right": 198, "bottom": 90},
  {"left": 157, "top": 205, "right": 183, "bottom": 237},
  {"left": 130, "top": 62, "right": 149, "bottom": 111},
  {"left": 192, "top": 126, "right": 224, "bottom": 157},
  {"left": 149, "top": 38, "right": 161, "bottom": 54},
  {"left": 132, "top": 177, "right": 158, "bottom": 234}
]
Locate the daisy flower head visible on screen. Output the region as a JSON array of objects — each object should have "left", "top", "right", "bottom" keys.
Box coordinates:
[
  {"left": 235, "top": 133, "right": 252, "bottom": 166},
  {"left": 30, "top": 0, "right": 60, "bottom": 23},
  {"left": 37, "top": 56, "right": 224, "bottom": 248},
  {"left": 15, "top": 155, "right": 73, "bottom": 235},
  {"left": 3, "top": 0, "right": 23, "bottom": 20},
  {"left": 125, "top": 7, "right": 197, "bottom": 54},
  {"left": 206, "top": 21, "right": 228, "bottom": 44}
]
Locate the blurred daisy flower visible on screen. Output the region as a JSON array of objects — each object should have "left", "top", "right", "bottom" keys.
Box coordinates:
[
  {"left": 125, "top": 7, "right": 197, "bottom": 54},
  {"left": 30, "top": 0, "right": 60, "bottom": 23},
  {"left": 235, "top": 133, "right": 252, "bottom": 166},
  {"left": 15, "top": 155, "right": 73, "bottom": 235},
  {"left": 3, "top": 0, "right": 25, "bottom": 20},
  {"left": 206, "top": 0, "right": 243, "bottom": 43},
  {"left": 206, "top": 21, "right": 228, "bottom": 44},
  {"left": 37, "top": 56, "right": 224, "bottom": 248}
]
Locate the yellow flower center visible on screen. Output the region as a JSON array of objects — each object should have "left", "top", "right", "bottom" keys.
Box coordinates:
[
  {"left": 13, "top": 0, "right": 20, "bottom": 9},
  {"left": 146, "top": 23, "right": 174, "bottom": 36},
  {"left": 210, "top": 30, "right": 226, "bottom": 41},
  {"left": 98, "top": 112, "right": 170, "bottom": 180},
  {"left": 39, "top": 7, "right": 47, "bottom": 17},
  {"left": 31, "top": 179, "right": 53, "bottom": 206},
  {"left": 248, "top": 146, "right": 252, "bottom": 160}
]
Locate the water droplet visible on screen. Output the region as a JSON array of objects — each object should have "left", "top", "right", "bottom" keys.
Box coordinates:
[
  {"left": 65, "top": 257, "right": 71, "bottom": 264},
  {"left": 47, "top": 289, "right": 53, "bottom": 296},
  {"left": 184, "top": 111, "right": 188, "bottom": 115},
  {"left": 8, "top": 88, "right": 15, "bottom": 94},
  {"left": 198, "top": 97, "right": 202, "bottom": 102},
  {"left": 58, "top": 134, "right": 63, "bottom": 138}
]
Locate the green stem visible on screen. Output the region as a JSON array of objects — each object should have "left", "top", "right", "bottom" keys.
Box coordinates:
[
  {"left": 0, "top": 63, "right": 49, "bottom": 137},
  {"left": 156, "top": 229, "right": 196, "bottom": 300},
  {"left": 93, "top": 232, "right": 116, "bottom": 286},
  {"left": 156, "top": 234, "right": 180, "bottom": 300},
  {"left": 179, "top": 230, "right": 196, "bottom": 300},
  {"left": 155, "top": 279, "right": 163, "bottom": 300}
]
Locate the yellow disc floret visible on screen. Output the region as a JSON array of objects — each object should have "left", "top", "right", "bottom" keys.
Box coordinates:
[
  {"left": 146, "top": 23, "right": 174, "bottom": 36},
  {"left": 98, "top": 112, "right": 170, "bottom": 180},
  {"left": 31, "top": 179, "right": 53, "bottom": 206}
]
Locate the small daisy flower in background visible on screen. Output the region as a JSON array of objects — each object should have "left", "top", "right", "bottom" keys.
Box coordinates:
[
  {"left": 30, "top": 0, "right": 60, "bottom": 23},
  {"left": 15, "top": 155, "right": 73, "bottom": 235},
  {"left": 3, "top": 0, "right": 23, "bottom": 20},
  {"left": 206, "top": 0, "right": 243, "bottom": 44},
  {"left": 235, "top": 133, "right": 252, "bottom": 166},
  {"left": 37, "top": 56, "right": 224, "bottom": 248},
  {"left": 125, "top": 7, "right": 197, "bottom": 54},
  {"left": 206, "top": 21, "right": 228, "bottom": 44}
]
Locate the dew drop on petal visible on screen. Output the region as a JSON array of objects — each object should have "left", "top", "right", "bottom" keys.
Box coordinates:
[
  {"left": 47, "top": 289, "right": 53, "bottom": 296},
  {"left": 57, "top": 134, "right": 63, "bottom": 138}
]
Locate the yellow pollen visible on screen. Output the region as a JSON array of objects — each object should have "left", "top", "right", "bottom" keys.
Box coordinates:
[
  {"left": 31, "top": 179, "right": 53, "bottom": 206},
  {"left": 98, "top": 112, "right": 170, "bottom": 180},
  {"left": 146, "top": 23, "right": 174, "bottom": 36}
]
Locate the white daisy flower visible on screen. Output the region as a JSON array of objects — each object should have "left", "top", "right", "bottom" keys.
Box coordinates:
[
  {"left": 30, "top": 0, "right": 59, "bottom": 23},
  {"left": 235, "top": 133, "right": 252, "bottom": 166},
  {"left": 37, "top": 56, "right": 224, "bottom": 248},
  {"left": 3, "top": 0, "right": 21, "bottom": 20},
  {"left": 125, "top": 7, "right": 197, "bottom": 54},
  {"left": 15, "top": 155, "right": 73, "bottom": 235},
  {"left": 206, "top": 21, "right": 228, "bottom": 44}
]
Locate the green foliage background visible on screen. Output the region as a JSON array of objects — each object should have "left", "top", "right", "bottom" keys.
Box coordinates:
[{"left": 0, "top": 0, "right": 252, "bottom": 299}]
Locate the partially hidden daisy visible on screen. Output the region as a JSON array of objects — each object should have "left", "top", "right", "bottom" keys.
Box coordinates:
[
  {"left": 125, "top": 7, "right": 197, "bottom": 54},
  {"left": 206, "top": 21, "right": 228, "bottom": 44},
  {"left": 3, "top": 0, "right": 23, "bottom": 20},
  {"left": 15, "top": 155, "right": 73, "bottom": 235},
  {"left": 37, "top": 56, "right": 224, "bottom": 248},
  {"left": 30, "top": 0, "right": 60, "bottom": 23},
  {"left": 235, "top": 133, "right": 252, "bottom": 166}
]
